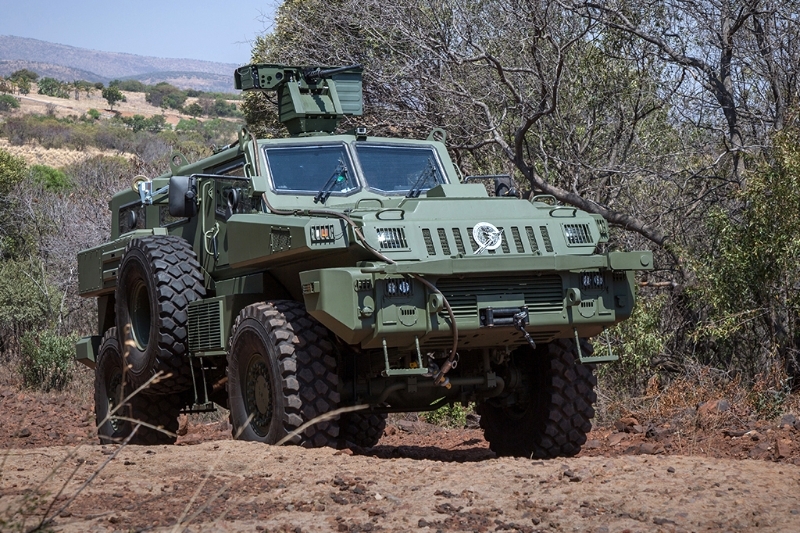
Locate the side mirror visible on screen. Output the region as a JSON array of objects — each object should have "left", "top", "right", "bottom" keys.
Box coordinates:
[{"left": 168, "top": 175, "right": 197, "bottom": 218}]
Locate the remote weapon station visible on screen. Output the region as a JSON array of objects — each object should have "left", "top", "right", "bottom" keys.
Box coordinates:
[{"left": 76, "top": 63, "right": 653, "bottom": 457}]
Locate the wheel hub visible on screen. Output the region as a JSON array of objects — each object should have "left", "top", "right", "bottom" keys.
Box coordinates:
[
  {"left": 245, "top": 358, "right": 272, "bottom": 436},
  {"left": 129, "top": 281, "right": 151, "bottom": 351},
  {"left": 107, "top": 373, "right": 123, "bottom": 432}
]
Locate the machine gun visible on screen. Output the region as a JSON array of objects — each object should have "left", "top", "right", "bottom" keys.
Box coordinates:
[{"left": 235, "top": 63, "right": 363, "bottom": 136}]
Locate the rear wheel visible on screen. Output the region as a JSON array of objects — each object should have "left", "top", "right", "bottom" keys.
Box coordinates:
[
  {"left": 227, "top": 301, "right": 340, "bottom": 447},
  {"left": 94, "top": 328, "right": 182, "bottom": 445},
  {"left": 478, "top": 338, "right": 597, "bottom": 458},
  {"left": 340, "top": 412, "right": 387, "bottom": 448}
]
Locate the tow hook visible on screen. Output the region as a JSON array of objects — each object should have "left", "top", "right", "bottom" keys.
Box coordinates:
[{"left": 513, "top": 311, "right": 536, "bottom": 350}]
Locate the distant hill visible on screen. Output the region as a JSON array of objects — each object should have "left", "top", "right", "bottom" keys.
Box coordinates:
[{"left": 0, "top": 35, "right": 239, "bottom": 93}]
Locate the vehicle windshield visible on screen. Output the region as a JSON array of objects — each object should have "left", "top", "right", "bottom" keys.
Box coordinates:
[
  {"left": 355, "top": 144, "right": 446, "bottom": 195},
  {"left": 264, "top": 144, "right": 358, "bottom": 195}
]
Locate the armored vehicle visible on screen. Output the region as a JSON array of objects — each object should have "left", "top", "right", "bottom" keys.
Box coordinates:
[{"left": 76, "top": 64, "right": 653, "bottom": 457}]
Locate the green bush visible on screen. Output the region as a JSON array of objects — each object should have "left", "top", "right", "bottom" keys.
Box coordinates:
[
  {"left": 37, "top": 77, "right": 70, "bottom": 99},
  {"left": 146, "top": 82, "right": 186, "bottom": 110},
  {"left": 86, "top": 108, "right": 101, "bottom": 120},
  {"left": 0, "top": 94, "right": 20, "bottom": 112},
  {"left": 0, "top": 148, "right": 27, "bottom": 193},
  {"left": 110, "top": 79, "right": 147, "bottom": 92},
  {"left": 19, "top": 330, "right": 77, "bottom": 391},
  {"left": 30, "top": 164, "right": 71, "bottom": 190},
  {"left": 421, "top": 403, "right": 473, "bottom": 428}
]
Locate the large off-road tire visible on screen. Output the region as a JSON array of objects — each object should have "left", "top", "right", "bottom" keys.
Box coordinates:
[
  {"left": 95, "top": 328, "right": 182, "bottom": 445},
  {"left": 477, "top": 338, "right": 597, "bottom": 458},
  {"left": 227, "top": 301, "right": 340, "bottom": 448},
  {"left": 339, "top": 412, "right": 387, "bottom": 448},
  {"left": 115, "top": 235, "right": 205, "bottom": 395}
]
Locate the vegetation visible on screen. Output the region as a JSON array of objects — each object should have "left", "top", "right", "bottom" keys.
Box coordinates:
[
  {"left": 1, "top": 0, "right": 799, "bottom": 422},
  {"left": 421, "top": 403, "right": 474, "bottom": 428},
  {"left": 101, "top": 86, "right": 124, "bottom": 110},
  {"left": 110, "top": 79, "right": 147, "bottom": 92},
  {"left": 250, "top": 0, "right": 800, "bottom": 410},
  {"left": 146, "top": 82, "right": 187, "bottom": 110},
  {"left": 37, "top": 77, "right": 70, "bottom": 99},
  {"left": 0, "top": 94, "right": 20, "bottom": 112},
  {"left": 19, "top": 330, "right": 77, "bottom": 391}
]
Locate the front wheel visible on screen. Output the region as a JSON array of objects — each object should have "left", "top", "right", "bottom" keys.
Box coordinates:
[
  {"left": 478, "top": 338, "right": 597, "bottom": 458},
  {"left": 115, "top": 235, "right": 205, "bottom": 394},
  {"left": 227, "top": 301, "right": 340, "bottom": 448}
]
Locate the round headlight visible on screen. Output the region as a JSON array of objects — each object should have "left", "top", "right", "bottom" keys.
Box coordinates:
[
  {"left": 593, "top": 274, "right": 604, "bottom": 287},
  {"left": 398, "top": 280, "right": 411, "bottom": 295},
  {"left": 582, "top": 274, "right": 592, "bottom": 288}
]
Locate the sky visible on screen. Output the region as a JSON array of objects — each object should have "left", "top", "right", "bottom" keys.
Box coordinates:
[{"left": 0, "top": 0, "right": 277, "bottom": 65}]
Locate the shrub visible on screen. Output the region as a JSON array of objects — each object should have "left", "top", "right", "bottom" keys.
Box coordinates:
[
  {"left": 421, "top": 403, "right": 473, "bottom": 428},
  {"left": 146, "top": 82, "right": 186, "bottom": 110},
  {"left": 86, "top": 108, "right": 101, "bottom": 120},
  {"left": 19, "top": 330, "right": 77, "bottom": 391},
  {"left": 110, "top": 79, "right": 147, "bottom": 92},
  {"left": 37, "top": 77, "right": 70, "bottom": 99},
  {"left": 0, "top": 94, "right": 20, "bottom": 112},
  {"left": 0, "top": 149, "right": 27, "bottom": 193},
  {"left": 185, "top": 102, "right": 204, "bottom": 117},
  {"left": 30, "top": 164, "right": 71, "bottom": 190}
]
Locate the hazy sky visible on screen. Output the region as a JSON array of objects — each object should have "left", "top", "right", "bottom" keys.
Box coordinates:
[{"left": 0, "top": 0, "right": 277, "bottom": 65}]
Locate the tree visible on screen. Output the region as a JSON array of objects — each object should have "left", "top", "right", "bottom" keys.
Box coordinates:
[
  {"left": 102, "top": 86, "right": 124, "bottom": 110},
  {"left": 37, "top": 77, "right": 69, "bottom": 98},
  {"left": 184, "top": 102, "right": 204, "bottom": 117},
  {"left": 250, "top": 0, "right": 673, "bottom": 245},
  {"left": 0, "top": 94, "right": 20, "bottom": 112},
  {"left": 565, "top": 0, "right": 800, "bottom": 182},
  {"left": 146, "top": 82, "right": 186, "bottom": 110},
  {"left": 9, "top": 69, "right": 38, "bottom": 83}
]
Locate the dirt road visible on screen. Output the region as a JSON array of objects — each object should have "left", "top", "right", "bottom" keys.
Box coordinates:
[
  {"left": 2, "top": 385, "right": 800, "bottom": 531},
  {"left": 2, "top": 437, "right": 799, "bottom": 532}
]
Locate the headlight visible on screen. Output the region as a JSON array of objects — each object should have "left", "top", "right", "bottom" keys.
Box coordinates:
[
  {"left": 384, "top": 278, "right": 412, "bottom": 297},
  {"left": 580, "top": 272, "right": 605, "bottom": 289}
]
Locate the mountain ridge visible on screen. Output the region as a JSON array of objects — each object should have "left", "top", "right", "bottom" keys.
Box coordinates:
[{"left": 0, "top": 35, "right": 240, "bottom": 93}]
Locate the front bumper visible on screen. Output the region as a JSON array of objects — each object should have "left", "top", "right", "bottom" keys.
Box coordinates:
[{"left": 301, "top": 251, "right": 652, "bottom": 350}]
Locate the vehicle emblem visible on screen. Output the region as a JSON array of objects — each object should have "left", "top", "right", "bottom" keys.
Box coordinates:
[{"left": 472, "top": 222, "right": 502, "bottom": 254}]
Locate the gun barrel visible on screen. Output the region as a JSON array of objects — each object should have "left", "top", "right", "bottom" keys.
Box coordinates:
[{"left": 304, "top": 64, "right": 362, "bottom": 82}]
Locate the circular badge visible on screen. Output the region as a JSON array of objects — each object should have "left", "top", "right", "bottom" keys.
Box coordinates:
[{"left": 472, "top": 222, "right": 502, "bottom": 254}]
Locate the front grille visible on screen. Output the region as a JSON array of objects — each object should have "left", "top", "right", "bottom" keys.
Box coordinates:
[
  {"left": 436, "top": 275, "right": 564, "bottom": 318},
  {"left": 419, "top": 225, "right": 553, "bottom": 256}
]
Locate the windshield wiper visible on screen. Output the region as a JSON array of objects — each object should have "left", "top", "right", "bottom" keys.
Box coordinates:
[
  {"left": 406, "top": 157, "right": 439, "bottom": 198},
  {"left": 314, "top": 159, "right": 349, "bottom": 204}
]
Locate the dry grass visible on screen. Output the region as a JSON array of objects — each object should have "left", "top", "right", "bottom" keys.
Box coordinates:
[
  {"left": 0, "top": 138, "right": 121, "bottom": 168},
  {"left": 595, "top": 362, "right": 799, "bottom": 430}
]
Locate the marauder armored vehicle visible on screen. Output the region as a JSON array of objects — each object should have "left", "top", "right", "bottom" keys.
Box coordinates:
[{"left": 76, "top": 64, "right": 653, "bottom": 457}]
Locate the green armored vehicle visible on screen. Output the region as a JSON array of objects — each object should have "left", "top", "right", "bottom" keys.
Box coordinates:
[{"left": 76, "top": 64, "right": 653, "bottom": 457}]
